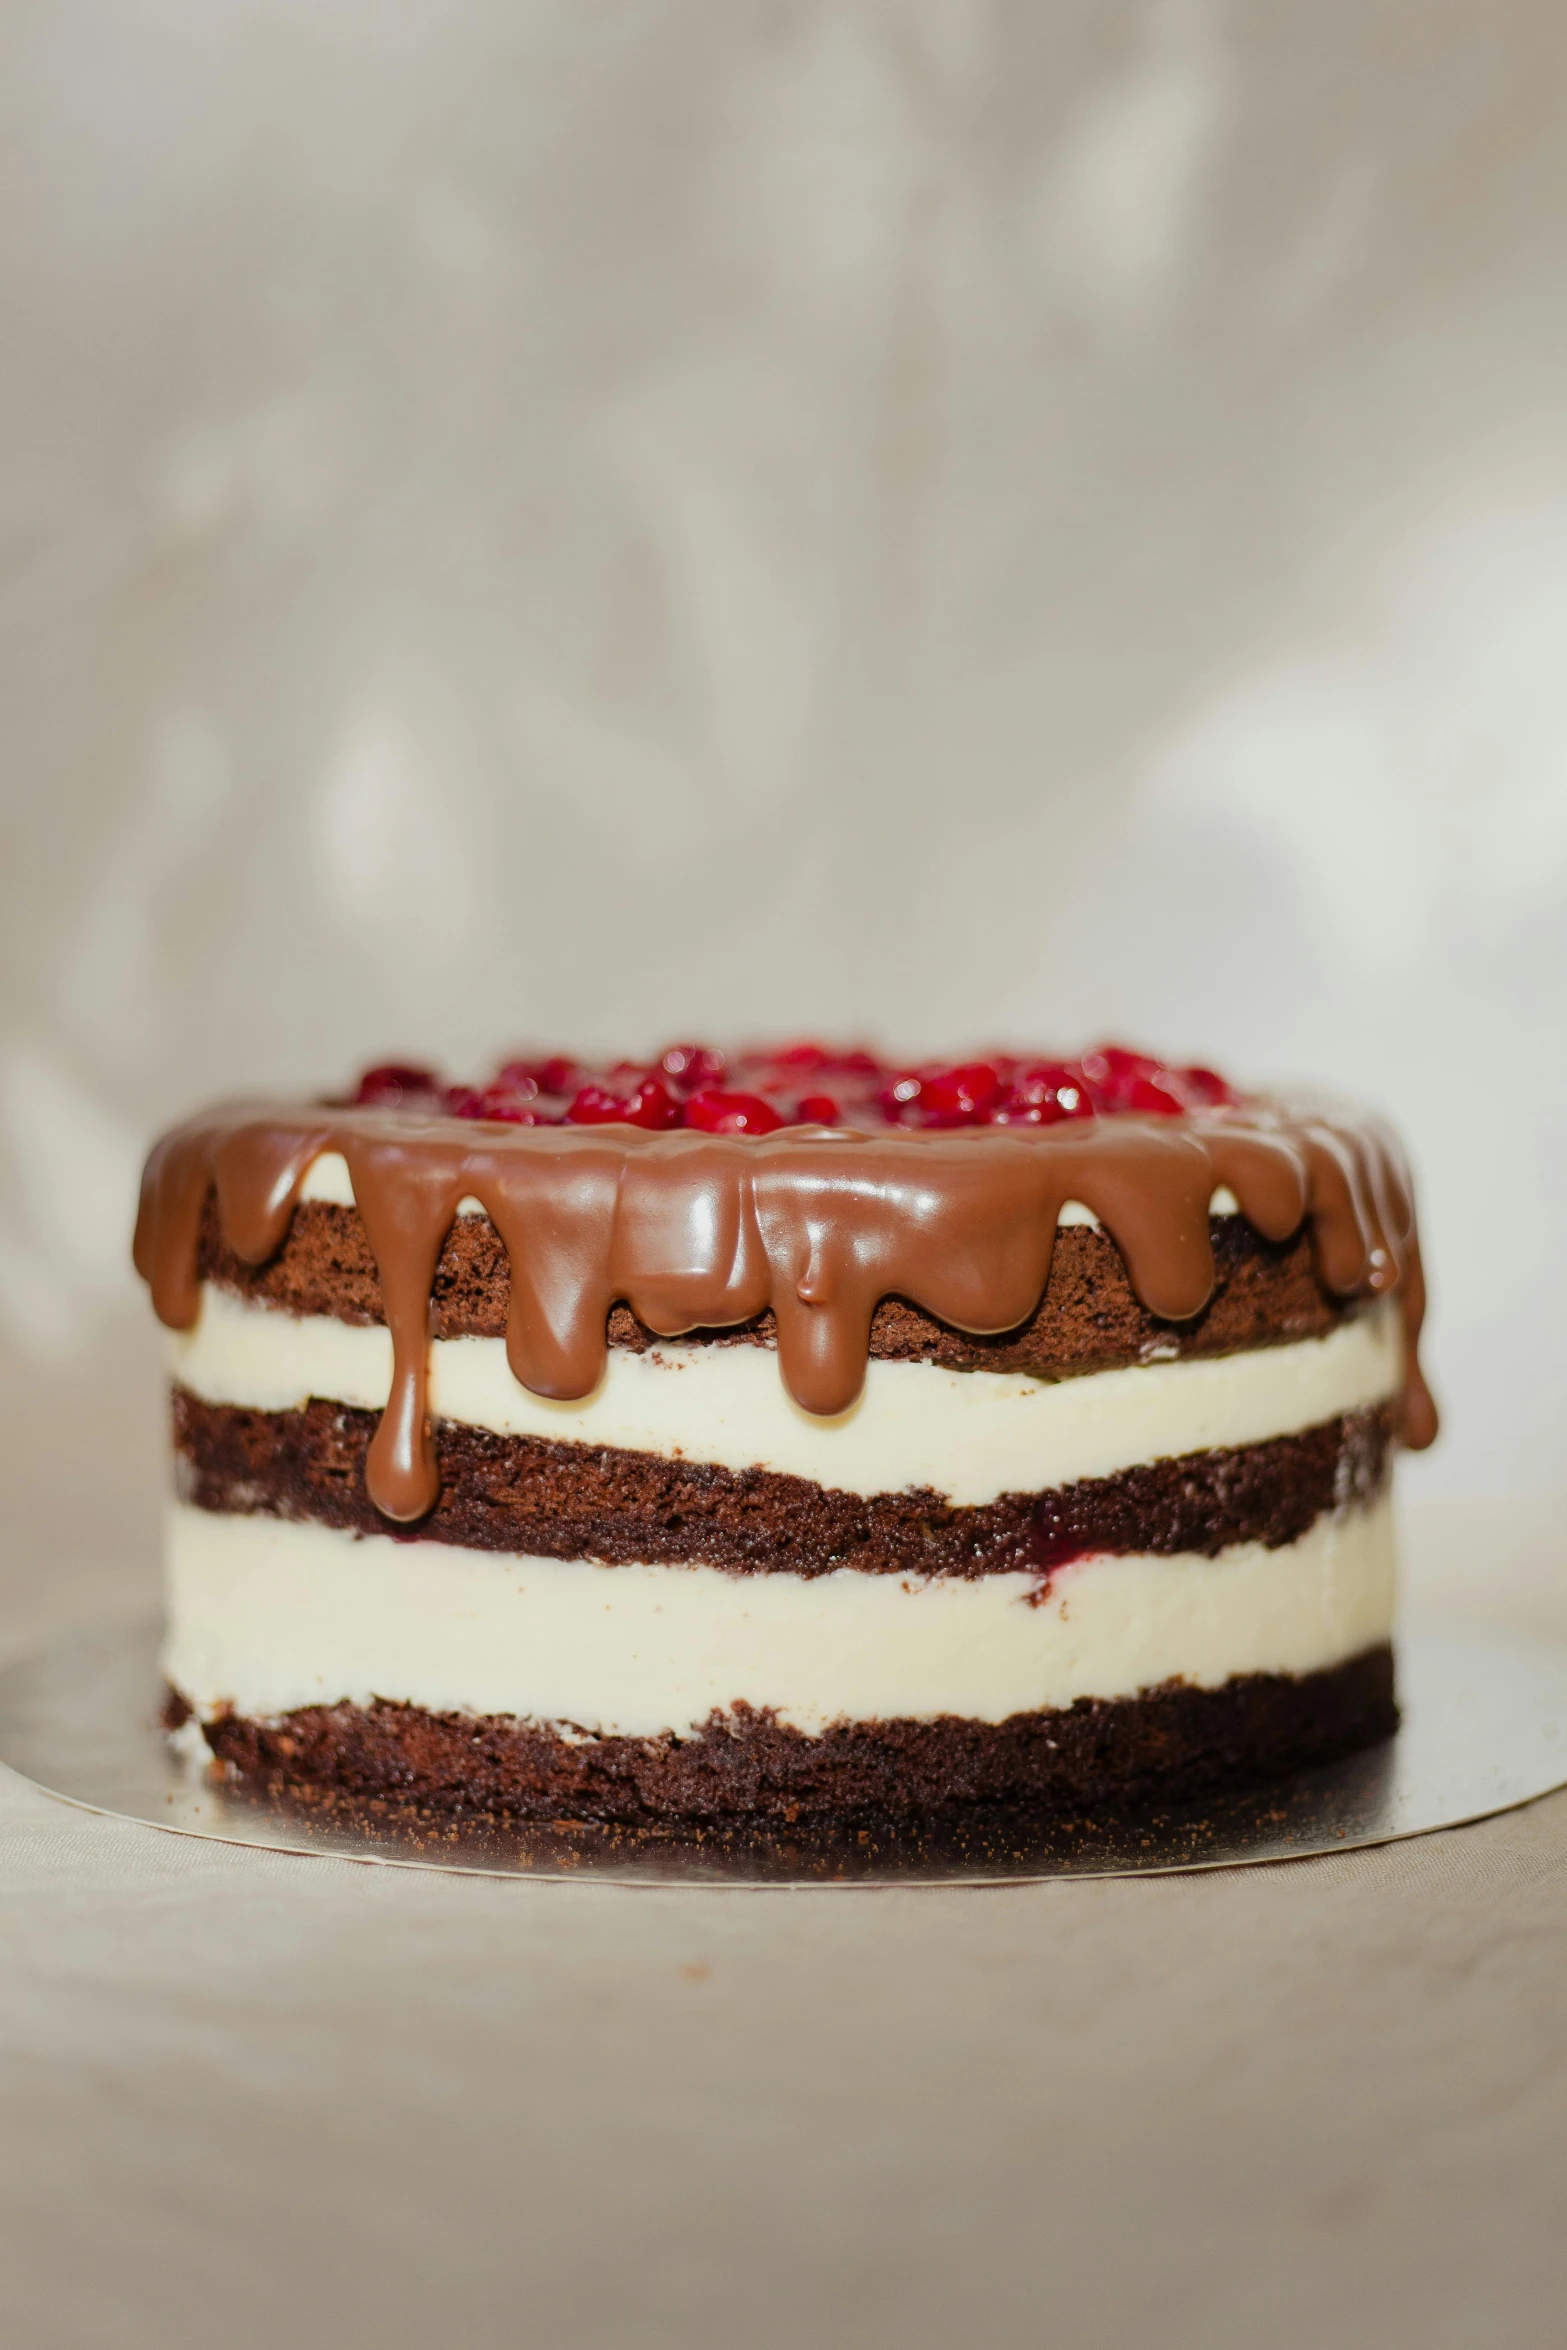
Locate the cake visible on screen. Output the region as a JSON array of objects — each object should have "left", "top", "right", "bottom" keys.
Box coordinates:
[{"left": 135, "top": 1043, "right": 1436, "bottom": 1822}]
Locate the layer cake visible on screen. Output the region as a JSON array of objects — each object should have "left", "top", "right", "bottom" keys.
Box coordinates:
[{"left": 135, "top": 1044, "right": 1436, "bottom": 1820}]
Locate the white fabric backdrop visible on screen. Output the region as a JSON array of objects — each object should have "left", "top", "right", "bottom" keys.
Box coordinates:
[
  {"left": 2, "top": 16, "right": 1566, "bottom": 2335},
  {"left": 3, "top": 0, "right": 1566, "bottom": 1498}
]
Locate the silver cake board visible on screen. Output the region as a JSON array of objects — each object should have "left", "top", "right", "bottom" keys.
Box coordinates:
[{"left": 0, "top": 1616, "right": 1563, "bottom": 1887}]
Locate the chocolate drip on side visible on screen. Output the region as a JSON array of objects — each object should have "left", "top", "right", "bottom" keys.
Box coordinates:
[
  {"left": 136, "top": 1099, "right": 1435, "bottom": 1523},
  {"left": 196, "top": 1205, "right": 1356, "bottom": 1376}
]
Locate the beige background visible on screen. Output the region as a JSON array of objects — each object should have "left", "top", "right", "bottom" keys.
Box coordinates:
[
  {"left": 2, "top": 0, "right": 1566, "bottom": 1506},
  {"left": 1, "top": 8, "right": 1566, "bottom": 2341}
]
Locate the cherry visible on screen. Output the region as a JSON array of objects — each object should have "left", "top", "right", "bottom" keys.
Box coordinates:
[
  {"left": 566, "top": 1076, "right": 681, "bottom": 1130},
  {"left": 916, "top": 1062, "right": 1002, "bottom": 1125},
  {"left": 354, "top": 1062, "right": 440, "bottom": 1106},
  {"left": 685, "top": 1089, "right": 784, "bottom": 1135}
]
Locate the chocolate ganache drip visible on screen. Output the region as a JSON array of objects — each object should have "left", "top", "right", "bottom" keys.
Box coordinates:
[{"left": 135, "top": 1095, "right": 1435, "bottom": 1525}]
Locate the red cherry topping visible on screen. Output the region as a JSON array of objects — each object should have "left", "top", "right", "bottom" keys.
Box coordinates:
[
  {"left": 354, "top": 1062, "right": 440, "bottom": 1106},
  {"left": 685, "top": 1089, "right": 785, "bottom": 1135},
  {"left": 795, "top": 1093, "right": 840, "bottom": 1125}
]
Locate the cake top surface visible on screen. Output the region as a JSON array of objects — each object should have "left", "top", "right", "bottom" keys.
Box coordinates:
[{"left": 136, "top": 1042, "right": 1435, "bottom": 1522}]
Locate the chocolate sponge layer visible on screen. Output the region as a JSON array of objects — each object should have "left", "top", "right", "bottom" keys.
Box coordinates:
[
  {"left": 190, "top": 1646, "right": 1398, "bottom": 1823},
  {"left": 196, "top": 1199, "right": 1351, "bottom": 1381},
  {"left": 172, "top": 1390, "right": 1395, "bottom": 1575}
]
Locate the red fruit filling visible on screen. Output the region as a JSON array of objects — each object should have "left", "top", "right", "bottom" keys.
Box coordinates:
[{"left": 348, "top": 1043, "right": 1240, "bottom": 1132}]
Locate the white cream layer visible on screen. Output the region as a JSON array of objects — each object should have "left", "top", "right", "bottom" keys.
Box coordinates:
[
  {"left": 169, "top": 1285, "right": 1402, "bottom": 1507},
  {"left": 163, "top": 1496, "right": 1395, "bottom": 1738}
]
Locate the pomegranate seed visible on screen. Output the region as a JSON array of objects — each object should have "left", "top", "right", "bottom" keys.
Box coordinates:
[
  {"left": 490, "top": 1063, "right": 542, "bottom": 1102},
  {"left": 564, "top": 1085, "right": 628, "bottom": 1124},
  {"left": 566, "top": 1077, "right": 681, "bottom": 1130},
  {"left": 355, "top": 1062, "right": 439, "bottom": 1106},
  {"left": 685, "top": 1089, "right": 784, "bottom": 1136},
  {"left": 1178, "top": 1064, "right": 1237, "bottom": 1107},
  {"left": 995, "top": 1062, "right": 1094, "bottom": 1125},
  {"left": 658, "top": 1043, "right": 727, "bottom": 1089},
  {"left": 442, "top": 1084, "right": 542, "bottom": 1123},
  {"left": 1121, "top": 1075, "right": 1186, "bottom": 1116},
  {"left": 1079, "top": 1043, "right": 1185, "bottom": 1114},
  {"left": 636, "top": 1077, "right": 684, "bottom": 1127},
  {"left": 1080, "top": 1044, "right": 1162, "bottom": 1087},
  {"left": 768, "top": 1041, "right": 833, "bottom": 1071},
  {"left": 917, "top": 1062, "right": 1002, "bottom": 1124},
  {"left": 470, "top": 1086, "right": 543, "bottom": 1125},
  {"left": 531, "top": 1056, "right": 581, "bottom": 1097},
  {"left": 875, "top": 1072, "right": 924, "bottom": 1121},
  {"left": 795, "top": 1093, "right": 840, "bottom": 1124}
]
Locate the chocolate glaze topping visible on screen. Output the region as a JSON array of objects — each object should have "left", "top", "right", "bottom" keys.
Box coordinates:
[{"left": 135, "top": 1098, "right": 1435, "bottom": 1525}]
